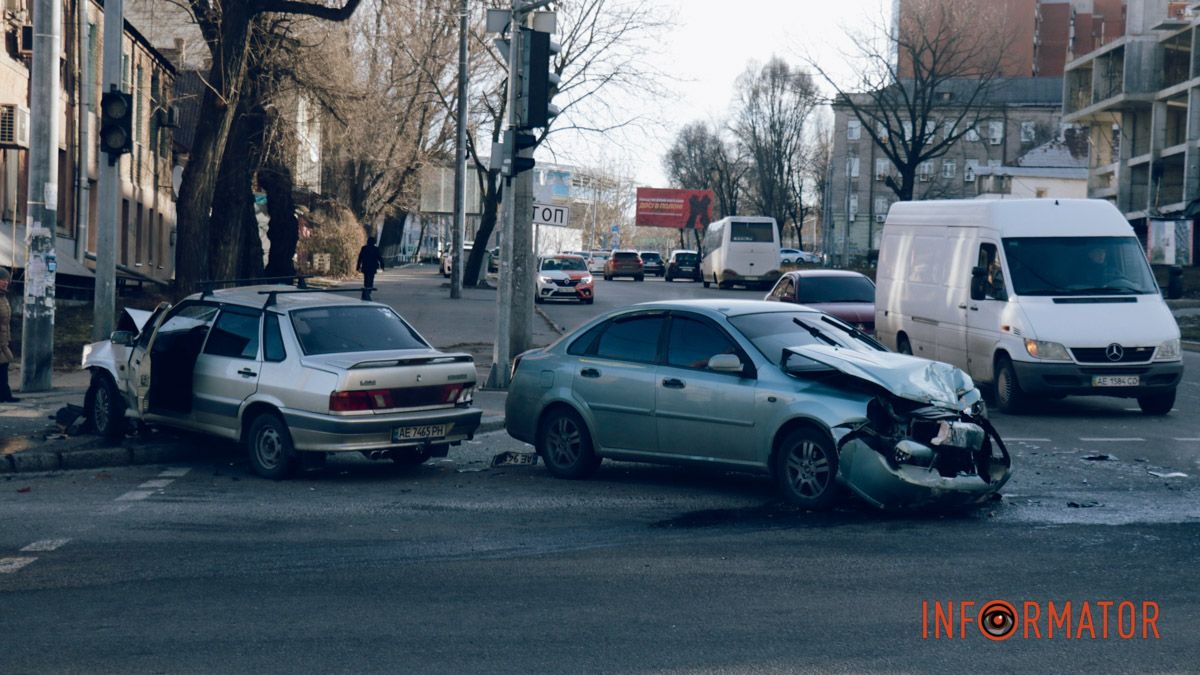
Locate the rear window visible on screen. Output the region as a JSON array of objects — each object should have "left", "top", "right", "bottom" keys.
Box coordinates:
[
  {"left": 730, "top": 221, "right": 775, "bottom": 243},
  {"left": 673, "top": 253, "right": 697, "bottom": 264},
  {"left": 289, "top": 306, "right": 428, "bottom": 355},
  {"left": 640, "top": 252, "right": 662, "bottom": 261},
  {"left": 613, "top": 251, "right": 640, "bottom": 260}
]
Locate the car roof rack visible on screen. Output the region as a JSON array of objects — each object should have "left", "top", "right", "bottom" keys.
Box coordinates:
[
  {"left": 199, "top": 274, "right": 314, "bottom": 298},
  {"left": 257, "top": 287, "right": 372, "bottom": 309}
]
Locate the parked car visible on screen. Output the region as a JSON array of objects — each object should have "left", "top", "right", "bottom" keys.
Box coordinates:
[
  {"left": 639, "top": 251, "right": 666, "bottom": 277},
  {"left": 665, "top": 249, "right": 702, "bottom": 282},
  {"left": 780, "top": 248, "right": 803, "bottom": 265},
  {"left": 488, "top": 247, "right": 500, "bottom": 274},
  {"left": 81, "top": 285, "right": 483, "bottom": 479},
  {"left": 604, "top": 250, "right": 644, "bottom": 281},
  {"left": 536, "top": 254, "right": 595, "bottom": 304},
  {"left": 441, "top": 243, "right": 473, "bottom": 277},
  {"left": 765, "top": 270, "right": 876, "bottom": 334},
  {"left": 505, "top": 300, "right": 1010, "bottom": 510},
  {"left": 587, "top": 251, "right": 610, "bottom": 274}
]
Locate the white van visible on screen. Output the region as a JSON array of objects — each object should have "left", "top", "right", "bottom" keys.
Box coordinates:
[
  {"left": 700, "top": 216, "right": 782, "bottom": 289},
  {"left": 875, "top": 199, "right": 1183, "bottom": 415}
]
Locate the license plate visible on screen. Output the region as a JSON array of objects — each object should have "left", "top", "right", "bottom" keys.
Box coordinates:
[
  {"left": 1092, "top": 375, "right": 1139, "bottom": 388},
  {"left": 391, "top": 424, "right": 449, "bottom": 442}
]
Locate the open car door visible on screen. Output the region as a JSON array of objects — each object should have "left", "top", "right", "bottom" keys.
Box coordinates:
[{"left": 129, "top": 302, "right": 172, "bottom": 415}]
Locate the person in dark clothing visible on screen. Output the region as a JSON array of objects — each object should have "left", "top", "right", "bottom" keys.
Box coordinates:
[
  {"left": 0, "top": 267, "right": 19, "bottom": 403},
  {"left": 356, "top": 236, "right": 384, "bottom": 300}
]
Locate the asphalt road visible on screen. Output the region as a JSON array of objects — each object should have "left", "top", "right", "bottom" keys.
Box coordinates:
[{"left": 1, "top": 270, "right": 1198, "bottom": 673}]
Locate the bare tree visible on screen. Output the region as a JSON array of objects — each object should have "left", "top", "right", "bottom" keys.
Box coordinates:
[
  {"left": 805, "top": 0, "right": 1016, "bottom": 202},
  {"left": 662, "top": 121, "right": 747, "bottom": 221},
  {"left": 733, "top": 56, "right": 820, "bottom": 247},
  {"left": 175, "top": 0, "right": 364, "bottom": 293}
]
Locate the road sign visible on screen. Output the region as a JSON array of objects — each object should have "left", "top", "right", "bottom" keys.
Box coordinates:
[{"left": 532, "top": 202, "right": 569, "bottom": 226}]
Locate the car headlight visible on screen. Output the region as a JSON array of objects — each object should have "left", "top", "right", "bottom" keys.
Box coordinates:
[
  {"left": 1024, "top": 338, "right": 1071, "bottom": 361},
  {"left": 1154, "top": 338, "right": 1181, "bottom": 361},
  {"left": 537, "top": 275, "right": 551, "bottom": 284},
  {"left": 581, "top": 275, "right": 593, "bottom": 284}
]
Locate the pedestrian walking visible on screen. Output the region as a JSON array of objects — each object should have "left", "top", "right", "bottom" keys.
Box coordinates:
[
  {"left": 356, "top": 236, "right": 384, "bottom": 301},
  {"left": 0, "top": 268, "right": 19, "bottom": 403}
]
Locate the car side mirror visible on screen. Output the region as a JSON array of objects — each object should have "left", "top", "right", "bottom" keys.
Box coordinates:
[
  {"left": 707, "top": 353, "right": 744, "bottom": 374},
  {"left": 970, "top": 266, "right": 987, "bottom": 301},
  {"left": 110, "top": 330, "right": 135, "bottom": 346}
]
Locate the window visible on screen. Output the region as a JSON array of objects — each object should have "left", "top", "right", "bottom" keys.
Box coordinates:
[
  {"left": 847, "top": 119, "right": 861, "bottom": 140},
  {"left": 988, "top": 121, "right": 1004, "bottom": 145},
  {"left": 965, "top": 159, "right": 979, "bottom": 183},
  {"left": 1020, "top": 121, "right": 1036, "bottom": 143},
  {"left": 874, "top": 197, "right": 889, "bottom": 216},
  {"left": 918, "top": 162, "right": 933, "bottom": 181},
  {"left": 942, "top": 160, "right": 956, "bottom": 178},
  {"left": 595, "top": 315, "right": 665, "bottom": 363},
  {"left": 874, "top": 158, "right": 890, "bottom": 181},
  {"left": 965, "top": 126, "right": 980, "bottom": 142},
  {"left": 730, "top": 221, "right": 776, "bottom": 242},
  {"left": 976, "top": 243, "right": 1007, "bottom": 301},
  {"left": 795, "top": 274, "right": 876, "bottom": 304},
  {"left": 290, "top": 306, "right": 427, "bottom": 355},
  {"left": 848, "top": 194, "right": 859, "bottom": 218},
  {"left": 568, "top": 321, "right": 607, "bottom": 356},
  {"left": 846, "top": 156, "right": 860, "bottom": 178},
  {"left": 877, "top": 122, "right": 888, "bottom": 141},
  {"left": 902, "top": 121, "right": 913, "bottom": 141},
  {"left": 205, "top": 308, "right": 262, "bottom": 359},
  {"left": 666, "top": 316, "right": 738, "bottom": 371},
  {"left": 263, "top": 313, "right": 286, "bottom": 362},
  {"left": 770, "top": 276, "right": 795, "bottom": 300}
]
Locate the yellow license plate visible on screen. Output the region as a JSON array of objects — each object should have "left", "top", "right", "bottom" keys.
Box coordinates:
[{"left": 391, "top": 424, "right": 449, "bottom": 442}]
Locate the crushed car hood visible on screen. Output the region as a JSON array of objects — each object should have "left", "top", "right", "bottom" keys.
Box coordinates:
[{"left": 786, "top": 345, "right": 979, "bottom": 409}]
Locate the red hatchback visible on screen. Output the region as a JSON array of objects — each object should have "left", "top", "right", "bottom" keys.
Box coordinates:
[
  {"left": 764, "top": 270, "right": 876, "bottom": 334},
  {"left": 604, "top": 250, "right": 644, "bottom": 281}
]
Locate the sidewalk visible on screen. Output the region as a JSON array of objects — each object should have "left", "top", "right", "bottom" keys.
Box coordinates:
[{"left": 1, "top": 265, "right": 513, "bottom": 474}]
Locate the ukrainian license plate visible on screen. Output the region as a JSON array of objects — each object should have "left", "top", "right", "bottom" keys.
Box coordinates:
[
  {"left": 1092, "top": 375, "right": 1139, "bottom": 388},
  {"left": 392, "top": 424, "right": 449, "bottom": 442},
  {"left": 680, "top": 266, "right": 694, "bottom": 272}
]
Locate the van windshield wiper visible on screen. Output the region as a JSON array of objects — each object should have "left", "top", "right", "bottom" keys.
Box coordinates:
[
  {"left": 792, "top": 318, "right": 839, "bottom": 347},
  {"left": 1064, "top": 286, "right": 1140, "bottom": 295}
]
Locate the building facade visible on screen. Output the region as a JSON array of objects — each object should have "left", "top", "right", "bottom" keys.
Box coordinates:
[{"left": 1063, "top": 0, "right": 1200, "bottom": 265}]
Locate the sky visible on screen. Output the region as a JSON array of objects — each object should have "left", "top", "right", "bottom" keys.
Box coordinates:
[{"left": 547, "top": 0, "right": 892, "bottom": 190}]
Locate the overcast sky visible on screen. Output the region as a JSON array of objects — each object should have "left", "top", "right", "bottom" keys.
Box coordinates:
[{"left": 545, "top": 0, "right": 893, "bottom": 189}]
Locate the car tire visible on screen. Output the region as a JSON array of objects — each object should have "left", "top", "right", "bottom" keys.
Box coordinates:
[
  {"left": 537, "top": 408, "right": 600, "bottom": 480},
  {"left": 391, "top": 447, "right": 433, "bottom": 466},
  {"left": 604, "top": 274, "right": 611, "bottom": 281},
  {"left": 85, "top": 372, "right": 125, "bottom": 442},
  {"left": 994, "top": 356, "right": 1026, "bottom": 414},
  {"left": 665, "top": 273, "right": 673, "bottom": 282},
  {"left": 1137, "top": 389, "right": 1175, "bottom": 415},
  {"left": 247, "top": 413, "right": 296, "bottom": 480},
  {"left": 535, "top": 295, "right": 545, "bottom": 304},
  {"left": 703, "top": 278, "right": 710, "bottom": 288},
  {"left": 774, "top": 428, "right": 839, "bottom": 510},
  {"left": 583, "top": 298, "right": 594, "bottom": 305},
  {"left": 635, "top": 275, "right": 644, "bottom": 282},
  {"left": 896, "top": 334, "right": 913, "bottom": 355}
]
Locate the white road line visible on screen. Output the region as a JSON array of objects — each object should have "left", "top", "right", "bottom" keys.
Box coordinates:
[
  {"left": 1079, "top": 437, "right": 1145, "bottom": 442},
  {"left": 0, "top": 557, "right": 37, "bottom": 574},
  {"left": 1005, "top": 438, "right": 1051, "bottom": 442},
  {"left": 20, "top": 539, "right": 69, "bottom": 552},
  {"left": 1174, "top": 438, "right": 1200, "bottom": 442},
  {"left": 158, "top": 468, "right": 191, "bottom": 478},
  {"left": 138, "top": 479, "right": 174, "bottom": 489},
  {"left": 115, "top": 490, "right": 155, "bottom": 501}
]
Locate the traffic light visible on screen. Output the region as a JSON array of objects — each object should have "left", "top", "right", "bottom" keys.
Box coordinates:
[
  {"left": 520, "top": 28, "right": 560, "bottom": 129},
  {"left": 99, "top": 89, "right": 133, "bottom": 162},
  {"left": 502, "top": 129, "right": 538, "bottom": 177}
]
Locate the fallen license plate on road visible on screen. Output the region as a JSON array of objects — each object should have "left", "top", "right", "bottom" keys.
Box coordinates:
[
  {"left": 392, "top": 424, "right": 449, "bottom": 442},
  {"left": 1092, "top": 375, "right": 1139, "bottom": 387},
  {"left": 492, "top": 451, "right": 538, "bottom": 467}
]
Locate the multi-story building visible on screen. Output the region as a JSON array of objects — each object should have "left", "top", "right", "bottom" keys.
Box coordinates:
[
  {"left": 0, "top": 0, "right": 177, "bottom": 288},
  {"left": 1063, "top": 0, "right": 1200, "bottom": 266}
]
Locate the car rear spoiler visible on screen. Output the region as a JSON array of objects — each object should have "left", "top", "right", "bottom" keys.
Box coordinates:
[{"left": 348, "top": 353, "right": 475, "bottom": 370}]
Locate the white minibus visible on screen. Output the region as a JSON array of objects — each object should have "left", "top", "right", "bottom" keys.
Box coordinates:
[{"left": 700, "top": 216, "right": 781, "bottom": 289}]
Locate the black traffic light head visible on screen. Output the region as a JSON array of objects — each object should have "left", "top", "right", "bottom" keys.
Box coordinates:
[
  {"left": 502, "top": 129, "right": 538, "bottom": 177},
  {"left": 100, "top": 89, "right": 133, "bottom": 161},
  {"left": 521, "top": 28, "right": 560, "bottom": 129}
]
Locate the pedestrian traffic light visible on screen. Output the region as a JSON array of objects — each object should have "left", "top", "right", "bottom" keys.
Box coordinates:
[
  {"left": 99, "top": 89, "right": 133, "bottom": 162},
  {"left": 502, "top": 129, "right": 538, "bottom": 177},
  {"left": 520, "top": 28, "right": 560, "bottom": 129}
]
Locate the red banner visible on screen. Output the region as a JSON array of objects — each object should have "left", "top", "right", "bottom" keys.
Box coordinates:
[{"left": 635, "top": 188, "right": 715, "bottom": 229}]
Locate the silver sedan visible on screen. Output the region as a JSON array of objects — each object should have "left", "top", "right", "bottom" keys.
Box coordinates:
[{"left": 505, "top": 300, "right": 1011, "bottom": 510}]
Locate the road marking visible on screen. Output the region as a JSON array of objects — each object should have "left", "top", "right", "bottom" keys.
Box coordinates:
[
  {"left": 158, "top": 468, "right": 191, "bottom": 478},
  {"left": 1005, "top": 438, "right": 1051, "bottom": 442},
  {"left": 20, "top": 539, "right": 69, "bottom": 552},
  {"left": 1079, "top": 437, "right": 1145, "bottom": 442},
  {"left": 0, "top": 557, "right": 37, "bottom": 574},
  {"left": 138, "top": 479, "right": 174, "bottom": 489},
  {"left": 116, "top": 490, "right": 156, "bottom": 501},
  {"left": 1174, "top": 438, "right": 1200, "bottom": 442}
]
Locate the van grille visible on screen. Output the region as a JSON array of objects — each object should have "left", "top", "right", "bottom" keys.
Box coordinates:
[{"left": 1071, "top": 346, "right": 1154, "bottom": 363}]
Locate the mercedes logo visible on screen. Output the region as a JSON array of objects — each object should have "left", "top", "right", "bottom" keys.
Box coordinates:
[{"left": 1105, "top": 343, "right": 1124, "bottom": 362}]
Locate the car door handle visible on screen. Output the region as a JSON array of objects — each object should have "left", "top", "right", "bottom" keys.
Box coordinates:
[
  {"left": 957, "top": 303, "right": 968, "bottom": 309},
  {"left": 662, "top": 378, "right": 686, "bottom": 389},
  {"left": 580, "top": 368, "right": 600, "bottom": 378},
  {"left": 969, "top": 305, "right": 979, "bottom": 311},
  {"left": 237, "top": 368, "right": 257, "bottom": 377}
]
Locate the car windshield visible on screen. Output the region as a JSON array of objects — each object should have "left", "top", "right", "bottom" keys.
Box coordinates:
[
  {"left": 729, "top": 311, "right": 883, "bottom": 366},
  {"left": 796, "top": 275, "right": 876, "bottom": 303},
  {"left": 730, "top": 221, "right": 775, "bottom": 242},
  {"left": 673, "top": 253, "right": 697, "bottom": 264},
  {"left": 1002, "top": 236, "right": 1158, "bottom": 295},
  {"left": 290, "top": 306, "right": 428, "bottom": 355},
  {"left": 542, "top": 257, "right": 587, "bottom": 271},
  {"left": 641, "top": 253, "right": 662, "bottom": 261}
]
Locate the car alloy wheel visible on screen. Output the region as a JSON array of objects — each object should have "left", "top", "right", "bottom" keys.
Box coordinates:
[
  {"left": 538, "top": 409, "right": 600, "bottom": 479},
  {"left": 775, "top": 429, "right": 839, "bottom": 509}
]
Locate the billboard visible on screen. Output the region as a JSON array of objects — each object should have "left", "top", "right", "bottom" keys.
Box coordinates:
[{"left": 635, "top": 188, "right": 714, "bottom": 229}]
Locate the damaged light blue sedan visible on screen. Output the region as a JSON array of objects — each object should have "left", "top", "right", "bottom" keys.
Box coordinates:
[{"left": 505, "top": 300, "right": 1011, "bottom": 510}]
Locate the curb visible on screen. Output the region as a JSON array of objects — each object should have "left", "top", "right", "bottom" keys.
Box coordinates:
[
  {"left": 1184, "top": 341, "right": 1200, "bottom": 353},
  {"left": 535, "top": 307, "right": 566, "bottom": 335}
]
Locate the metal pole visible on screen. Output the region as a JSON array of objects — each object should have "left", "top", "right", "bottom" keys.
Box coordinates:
[
  {"left": 450, "top": 0, "right": 469, "bottom": 300},
  {"left": 21, "top": 0, "right": 61, "bottom": 392},
  {"left": 76, "top": 0, "right": 91, "bottom": 267},
  {"left": 93, "top": 0, "right": 122, "bottom": 342}
]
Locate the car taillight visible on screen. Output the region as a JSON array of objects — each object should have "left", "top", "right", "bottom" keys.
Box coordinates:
[
  {"left": 330, "top": 390, "right": 373, "bottom": 412},
  {"left": 457, "top": 385, "right": 474, "bottom": 405},
  {"left": 329, "top": 384, "right": 466, "bottom": 412}
]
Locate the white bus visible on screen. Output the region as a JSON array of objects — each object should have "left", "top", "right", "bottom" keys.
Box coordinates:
[{"left": 700, "top": 216, "right": 781, "bottom": 289}]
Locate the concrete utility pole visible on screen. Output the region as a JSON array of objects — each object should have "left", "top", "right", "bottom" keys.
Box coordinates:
[
  {"left": 76, "top": 0, "right": 91, "bottom": 270},
  {"left": 21, "top": 0, "right": 62, "bottom": 392},
  {"left": 92, "top": 0, "right": 123, "bottom": 342},
  {"left": 450, "top": 0, "right": 469, "bottom": 300},
  {"left": 486, "top": 14, "right": 521, "bottom": 389}
]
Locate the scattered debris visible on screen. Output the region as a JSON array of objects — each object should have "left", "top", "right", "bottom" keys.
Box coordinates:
[
  {"left": 1081, "top": 454, "right": 1117, "bottom": 462},
  {"left": 16, "top": 486, "right": 31, "bottom": 493},
  {"left": 492, "top": 451, "right": 538, "bottom": 467},
  {"left": 50, "top": 404, "right": 87, "bottom": 435},
  {"left": 1148, "top": 471, "right": 1188, "bottom": 479},
  {"left": 1135, "top": 458, "right": 1148, "bottom": 463},
  {"left": 1067, "top": 500, "right": 1101, "bottom": 508}
]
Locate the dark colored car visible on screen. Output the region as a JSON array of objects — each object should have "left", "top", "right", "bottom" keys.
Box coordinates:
[
  {"left": 765, "top": 270, "right": 876, "bottom": 334},
  {"left": 604, "top": 250, "right": 644, "bottom": 281},
  {"left": 639, "top": 251, "right": 665, "bottom": 277},
  {"left": 665, "top": 250, "right": 702, "bottom": 282}
]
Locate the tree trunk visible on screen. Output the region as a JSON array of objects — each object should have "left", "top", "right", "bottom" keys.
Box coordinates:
[
  {"left": 261, "top": 158, "right": 299, "bottom": 278},
  {"left": 209, "top": 98, "right": 262, "bottom": 281},
  {"left": 378, "top": 212, "right": 407, "bottom": 263},
  {"left": 463, "top": 173, "right": 501, "bottom": 287}
]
